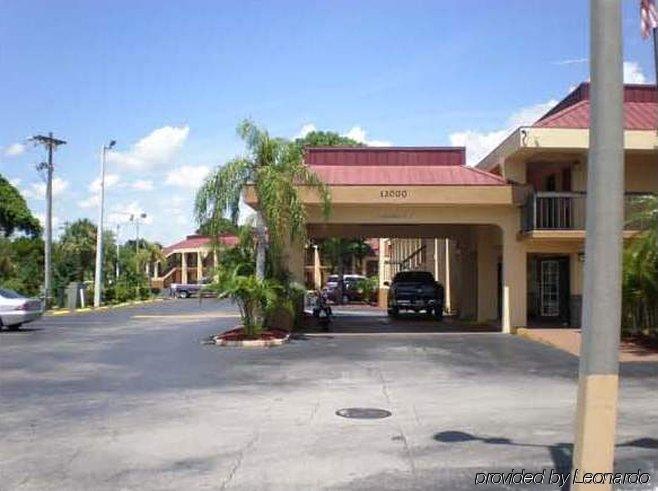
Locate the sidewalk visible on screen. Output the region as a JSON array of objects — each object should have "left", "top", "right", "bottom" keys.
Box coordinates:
[{"left": 517, "top": 328, "right": 658, "bottom": 363}]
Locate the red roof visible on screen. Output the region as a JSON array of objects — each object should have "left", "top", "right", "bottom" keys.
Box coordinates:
[
  {"left": 163, "top": 234, "right": 239, "bottom": 255},
  {"left": 534, "top": 83, "right": 657, "bottom": 130},
  {"left": 305, "top": 147, "right": 507, "bottom": 186},
  {"left": 306, "top": 147, "right": 465, "bottom": 166}
]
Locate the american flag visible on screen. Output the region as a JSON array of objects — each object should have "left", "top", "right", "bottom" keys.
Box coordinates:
[{"left": 641, "top": 0, "right": 658, "bottom": 39}]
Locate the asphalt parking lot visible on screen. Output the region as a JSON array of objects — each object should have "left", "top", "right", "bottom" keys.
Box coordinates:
[{"left": 1, "top": 299, "right": 657, "bottom": 490}]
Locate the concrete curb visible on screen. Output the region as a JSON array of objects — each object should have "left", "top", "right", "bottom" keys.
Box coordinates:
[
  {"left": 212, "top": 329, "right": 291, "bottom": 348},
  {"left": 46, "top": 298, "right": 166, "bottom": 317}
]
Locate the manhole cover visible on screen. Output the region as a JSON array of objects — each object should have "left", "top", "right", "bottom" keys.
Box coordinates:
[{"left": 335, "top": 407, "right": 392, "bottom": 419}]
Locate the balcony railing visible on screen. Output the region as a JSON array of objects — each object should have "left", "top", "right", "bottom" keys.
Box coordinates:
[{"left": 521, "top": 192, "right": 652, "bottom": 231}]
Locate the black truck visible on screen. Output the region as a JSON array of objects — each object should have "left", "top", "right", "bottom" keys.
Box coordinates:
[{"left": 386, "top": 271, "right": 444, "bottom": 320}]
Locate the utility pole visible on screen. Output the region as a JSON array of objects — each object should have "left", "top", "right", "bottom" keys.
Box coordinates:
[
  {"left": 572, "top": 0, "right": 624, "bottom": 486},
  {"left": 31, "top": 133, "right": 66, "bottom": 308},
  {"left": 93, "top": 141, "right": 116, "bottom": 308}
]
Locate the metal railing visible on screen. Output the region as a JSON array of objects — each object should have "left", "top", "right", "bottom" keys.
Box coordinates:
[{"left": 522, "top": 192, "right": 652, "bottom": 231}]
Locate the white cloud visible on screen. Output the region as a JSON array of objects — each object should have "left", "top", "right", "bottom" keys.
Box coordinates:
[
  {"left": 22, "top": 176, "right": 69, "bottom": 200},
  {"left": 9, "top": 177, "right": 22, "bottom": 188},
  {"left": 623, "top": 61, "right": 647, "bottom": 84},
  {"left": 293, "top": 123, "right": 392, "bottom": 146},
  {"left": 552, "top": 57, "right": 588, "bottom": 66},
  {"left": 4, "top": 142, "right": 26, "bottom": 157},
  {"left": 295, "top": 123, "right": 317, "bottom": 139},
  {"left": 77, "top": 194, "right": 100, "bottom": 210},
  {"left": 449, "top": 99, "right": 558, "bottom": 166},
  {"left": 107, "top": 125, "right": 190, "bottom": 171},
  {"left": 342, "top": 126, "right": 391, "bottom": 147},
  {"left": 88, "top": 173, "right": 120, "bottom": 193},
  {"left": 165, "top": 165, "right": 210, "bottom": 190},
  {"left": 131, "top": 179, "right": 154, "bottom": 191}
]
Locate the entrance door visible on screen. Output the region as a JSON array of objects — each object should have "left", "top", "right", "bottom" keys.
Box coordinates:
[
  {"left": 540, "top": 260, "right": 560, "bottom": 317},
  {"left": 536, "top": 257, "right": 570, "bottom": 323}
]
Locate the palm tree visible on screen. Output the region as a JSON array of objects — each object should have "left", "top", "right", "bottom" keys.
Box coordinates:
[
  {"left": 195, "top": 120, "right": 331, "bottom": 280},
  {"left": 623, "top": 195, "right": 658, "bottom": 334}
]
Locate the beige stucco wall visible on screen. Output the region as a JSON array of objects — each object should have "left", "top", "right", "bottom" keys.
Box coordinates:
[{"left": 476, "top": 226, "right": 501, "bottom": 323}]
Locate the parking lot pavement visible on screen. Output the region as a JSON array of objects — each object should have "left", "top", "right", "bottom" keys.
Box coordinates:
[{"left": 1, "top": 299, "right": 657, "bottom": 490}]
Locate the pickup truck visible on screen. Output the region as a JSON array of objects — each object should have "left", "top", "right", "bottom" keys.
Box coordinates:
[
  {"left": 386, "top": 271, "right": 444, "bottom": 320},
  {"left": 170, "top": 279, "right": 211, "bottom": 299}
]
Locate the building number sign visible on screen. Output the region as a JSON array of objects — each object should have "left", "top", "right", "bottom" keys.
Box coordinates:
[{"left": 379, "top": 189, "right": 408, "bottom": 199}]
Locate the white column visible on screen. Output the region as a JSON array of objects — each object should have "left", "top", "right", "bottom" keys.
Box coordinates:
[
  {"left": 313, "top": 245, "right": 322, "bottom": 290},
  {"left": 445, "top": 238, "right": 452, "bottom": 313},
  {"left": 181, "top": 252, "right": 188, "bottom": 284},
  {"left": 197, "top": 251, "right": 203, "bottom": 282}
]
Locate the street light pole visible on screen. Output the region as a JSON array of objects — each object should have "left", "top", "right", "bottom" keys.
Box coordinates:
[
  {"left": 115, "top": 223, "right": 121, "bottom": 280},
  {"left": 572, "top": 0, "right": 624, "bottom": 484},
  {"left": 93, "top": 141, "right": 116, "bottom": 308},
  {"left": 130, "top": 212, "right": 147, "bottom": 253}
]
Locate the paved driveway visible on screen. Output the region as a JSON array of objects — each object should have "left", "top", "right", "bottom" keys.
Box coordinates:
[{"left": 1, "top": 300, "right": 657, "bottom": 490}]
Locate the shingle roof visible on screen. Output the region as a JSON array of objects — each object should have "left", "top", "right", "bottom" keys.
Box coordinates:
[
  {"left": 163, "top": 234, "right": 239, "bottom": 256},
  {"left": 534, "top": 83, "right": 657, "bottom": 130},
  {"left": 306, "top": 147, "right": 507, "bottom": 186}
]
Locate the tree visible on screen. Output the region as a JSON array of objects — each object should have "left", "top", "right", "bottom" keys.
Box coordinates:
[
  {"left": 59, "top": 219, "right": 97, "bottom": 281},
  {"left": 195, "top": 120, "right": 331, "bottom": 281},
  {"left": 294, "top": 130, "right": 363, "bottom": 149},
  {"left": 622, "top": 195, "right": 658, "bottom": 334},
  {"left": 319, "top": 238, "right": 374, "bottom": 303},
  {"left": 0, "top": 174, "right": 41, "bottom": 237}
]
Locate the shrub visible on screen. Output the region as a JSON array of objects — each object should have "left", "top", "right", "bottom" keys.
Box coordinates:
[{"left": 209, "top": 268, "right": 290, "bottom": 338}]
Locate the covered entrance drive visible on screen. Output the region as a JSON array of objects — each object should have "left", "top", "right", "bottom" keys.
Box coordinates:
[{"left": 245, "top": 147, "right": 529, "bottom": 333}]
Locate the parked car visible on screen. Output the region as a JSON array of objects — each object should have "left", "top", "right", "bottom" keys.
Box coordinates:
[
  {"left": 323, "top": 274, "right": 367, "bottom": 303},
  {"left": 170, "top": 278, "right": 212, "bottom": 299},
  {"left": 0, "top": 288, "right": 43, "bottom": 330},
  {"left": 387, "top": 271, "right": 444, "bottom": 319}
]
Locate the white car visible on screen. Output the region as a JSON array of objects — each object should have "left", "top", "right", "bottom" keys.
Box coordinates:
[{"left": 0, "top": 288, "right": 43, "bottom": 330}]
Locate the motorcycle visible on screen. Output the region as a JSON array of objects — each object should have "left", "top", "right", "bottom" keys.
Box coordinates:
[{"left": 312, "top": 290, "right": 332, "bottom": 331}]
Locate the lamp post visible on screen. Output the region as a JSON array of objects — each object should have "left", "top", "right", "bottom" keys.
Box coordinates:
[
  {"left": 115, "top": 223, "right": 121, "bottom": 280},
  {"left": 130, "top": 212, "right": 147, "bottom": 253},
  {"left": 93, "top": 140, "right": 116, "bottom": 308}
]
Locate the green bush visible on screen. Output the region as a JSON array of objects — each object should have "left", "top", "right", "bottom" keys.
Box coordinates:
[
  {"left": 209, "top": 268, "right": 290, "bottom": 338},
  {"left": 356, "top": 276, "right": 379, "bottom": 304}
]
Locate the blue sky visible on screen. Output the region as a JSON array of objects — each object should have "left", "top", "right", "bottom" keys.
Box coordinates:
[{"left": 1, "top": 0, "right": 655, "bottom": 245}]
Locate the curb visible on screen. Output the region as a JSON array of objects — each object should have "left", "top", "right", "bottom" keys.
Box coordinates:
[
  {"left": 212, "top": 330, "right": 291, "bottom": 348},
  {"left": 45, "top": 298, "right": 166, "bottom": 317}
]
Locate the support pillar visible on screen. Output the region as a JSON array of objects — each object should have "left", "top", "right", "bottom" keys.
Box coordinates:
[
  {"left": 501, "top": 226, "right": 527, "bottom": 333},
  {"left": 444, "top": 238, "right": 452, "bottom": 314},
  {"left": 477, "top": 227, "right": 499, "bottom": 323},
  {"left": 313, "top": 245, "right": 322, "bottom": 290},
  {"left": 378, "top": 238, "right": 389, "bottom": 308},
  {"left": 181, "top": 252, "right": 188, "bottom": 284},
  {"left": 197, "top": 251, "right": 204, "bottom": 282}
]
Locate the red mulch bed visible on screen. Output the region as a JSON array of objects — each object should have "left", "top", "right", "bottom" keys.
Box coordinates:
[{"left": 215, "top": 327, "right": 290, "bottom": 342}]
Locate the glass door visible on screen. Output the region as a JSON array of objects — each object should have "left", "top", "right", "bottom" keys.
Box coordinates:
[{"left": 540, "top": 260, "right": 560, "bottom": 317}]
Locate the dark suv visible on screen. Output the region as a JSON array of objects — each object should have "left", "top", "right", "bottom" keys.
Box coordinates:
[{"left": 387, "top": 271, "right": 444, "bottom": 319}]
